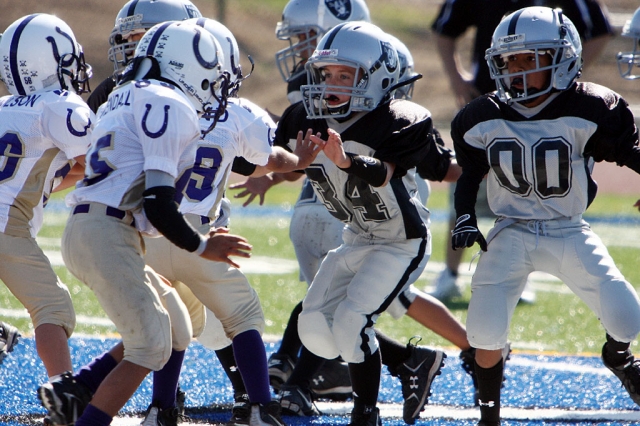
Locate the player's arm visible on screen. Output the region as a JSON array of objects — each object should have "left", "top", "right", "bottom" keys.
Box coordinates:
[
  {"left": 143, "top": 170, "right": 251, "bottom": 267},
  {"left": 229, "top": 171, "right": 302, "bottom": 207},
  {"left": 434, "top": 34, "right": 480, "bottom": 109},
  {"left": 310, "top": 128, "right": 394, "bottom": 187},
  {"left": 53, "top": 155, "right": 86, "bottom": 193}
]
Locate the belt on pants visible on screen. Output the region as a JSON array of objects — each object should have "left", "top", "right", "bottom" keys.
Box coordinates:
[{"left": 72, "top": 203, "right": 136, "bottom": 227}]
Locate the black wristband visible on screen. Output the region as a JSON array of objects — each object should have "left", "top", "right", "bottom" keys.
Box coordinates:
[{"left": 338, "top": 152, "right": 387, "bottom": 187}]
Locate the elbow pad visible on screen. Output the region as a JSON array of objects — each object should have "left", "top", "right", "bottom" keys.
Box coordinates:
[
  {"left": 338, "top": 153, "right": 387, "bottom": 187},
  {"left": 143, "top": 186, "right": 203, "bottom": 252}
]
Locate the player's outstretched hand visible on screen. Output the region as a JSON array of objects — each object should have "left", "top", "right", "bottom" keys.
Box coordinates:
[
  {"left": 229, "top": 175, "right": 275, "bottom": 206},
  {"left": 293, "top": 129, "right": 323, "bottom": 169},
  {"left": 310, "top": 128, "right": 351, "bottom": 168},
  {"left": 634, "top": 199, "right": 640, "bottom": 212},
  {"left": 451, "top": 214, "right": 487, "bottom": 251},
  {"left": 200, "top": 227, "right": 252, "bottom": 268}
]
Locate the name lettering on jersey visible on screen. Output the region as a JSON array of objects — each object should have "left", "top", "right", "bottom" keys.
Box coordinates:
[
  {"left": 66, "top": 108, "right": 91, "bottom": 137},
  {"left": 100, "top": 89, "right": 132, "bottom": 117},
  {"left": 142, "top": 103, "right": 170, "bottom": 139},
  {"left": 3, "top": 93, "right": 41, "bottom": 108}
]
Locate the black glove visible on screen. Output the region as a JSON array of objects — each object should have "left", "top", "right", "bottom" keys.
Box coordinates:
[{"left": 451, "top": 214, "right": 487, "bottom": 251}]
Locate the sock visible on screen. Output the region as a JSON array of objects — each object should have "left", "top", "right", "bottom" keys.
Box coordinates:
[
  {"left": 152, "top": 349, "right": 185, "bottom": 409},
  {"left": 74, "top": 352, "right": 118, "bottom": 394},
  {"left": 604, "top": 333, "right": 632, "bottom": 366},
  {"left": 375, "top": 330, "right": 411, "bottom": 371},
  {"left": 287, "top": 346, "right": 325, "bottom": 389},
  {"left": 232, "top": 330, "right": 271, "bottom": 404},
  {"left": 277, "top": 302, "right": 303, "bottom": 362},
  {"left": 475, "top": 359, "right": 503, "bottom": 424},
  {"left": 215, "top": 345, "right": 247, "bottom": 395},
  {"left": 350, "top": 349, "right": 381, "bottom": 412},
  {"left": 75, "top": 404, "right": 112, "bottom": 426}
]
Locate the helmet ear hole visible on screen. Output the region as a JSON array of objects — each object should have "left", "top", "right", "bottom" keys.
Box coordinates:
[
  {"left": 201, "top": 79, "right": 210, "bottom": 90},
  {"left": 381, "top": 78, "right": 390, "bottom": 89}
]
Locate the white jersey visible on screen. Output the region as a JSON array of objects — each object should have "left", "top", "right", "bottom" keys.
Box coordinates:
[
  {"left": 176, "top": 97, "right": 275, "bottom": 220},
  {"left": 67, "top": 80, "right": 200, "bottom": 218},
  {"left": 0, "top": 90, "right": 93, "bottom": 237}
]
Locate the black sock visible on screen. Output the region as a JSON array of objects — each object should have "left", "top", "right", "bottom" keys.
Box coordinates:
[
  {"left": 277, "top": 302, "right": 303, "bottom": 362},
  {"left": 475, "top": 358, "right": 503, "bottom": 424},
  {"left": 350, "top": 349, "right": 381, "bottom": 412},
  {"left": 215, "top": 345, "right": 246, "bottom": 395},
  {"left": 375, "top": 330, "right": 411, "bottom": 371},
  {"left": 604, "top": 333, "right": 632, "bottom": 366},
  {"left": 286, "top": 346, "right": 325, "bottom": 390}
]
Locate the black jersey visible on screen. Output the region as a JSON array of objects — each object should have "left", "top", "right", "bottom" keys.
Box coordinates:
[
  {"left": 275, "top": 99, "right": 434, "bottom": 240},
  {"left": 87, "top": 76, "right": 117, "bottom": 114},
  {"left": 432, "top": 0, "right": 612, "bottom": 94},
  {"left": 452, "top": 82, "right": 640, "bottom": 220}
]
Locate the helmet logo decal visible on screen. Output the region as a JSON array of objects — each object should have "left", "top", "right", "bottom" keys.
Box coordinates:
[
  {"left": 498, "top": 34, "right": 525, "bottom": 45},
  {"left": 225, "top": 37, "right": 241, "bottom": 77},
  {"left": 141, "top": 104, "right": 170, "bottom": 139},
  {"left": 325, "top": 0, "right": 352, "bottom": 20},
  {"left": 380, "top": 41, "right": 397, "bottom": 72},
  {"left": 193, "top": 28, "right": 218, "bottom": 69},
  {"left": 47, "top": 27, "right": 76, "bottom": 68}
]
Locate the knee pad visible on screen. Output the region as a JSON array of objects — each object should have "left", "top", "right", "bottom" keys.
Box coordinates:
[
  {"left": 333, "top": 301, "right": 378, "bottom": 363},
  {"left": 146, "top": 268, "right": 192, "bottom": 351},
  {"left": 601, "top": 280, "right": 640, "bottom": 342},
  {"left": 298, "top": 310, "right": 340, "bottom": 359},
  {"left": 197, "top": 308, "right": 232, "bottom": 350},
  {"left": 173, "top": 281, "right": 206, "bottom": 338}
]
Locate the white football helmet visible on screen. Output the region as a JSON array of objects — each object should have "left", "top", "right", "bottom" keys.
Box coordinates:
[
  {"left": 275, "top": 0, "right": 371, "bottom": 83},
  {"left": 133, "top": 21, "right": 226, "bottom": 118},
  {"left": 186, "top": 17, "right": 246, "bottom": 96},
  {"left": 301, "top": 21, "right": 400, "bottom": 119},
  {"left": 485, "top": 6, "right": 582, "bottom": 104},
  {"left": 388, "top": 34, "right": 420, "bottom": 100},
  {"left": 108, "top": 0, "right": 201, "bottom": 73},
  {"left": 0, "top": 13, "right": 92, "bottom": 96},
  {"left": 617, "top": 7, "right": 640, "bottom": 80}
]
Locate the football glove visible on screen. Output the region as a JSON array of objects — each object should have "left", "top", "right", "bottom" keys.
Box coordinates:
[{"left": 451, "top": 214, "right": 487, "bottom": 251}]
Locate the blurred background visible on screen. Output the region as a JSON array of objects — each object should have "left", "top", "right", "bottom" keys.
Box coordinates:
[{"left": 1, "top": 0, "right": 639, "bottom": 132}]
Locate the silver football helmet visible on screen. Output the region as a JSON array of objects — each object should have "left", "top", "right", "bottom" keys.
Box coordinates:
[
  {"left": 388, "top": 34, "right": 420, "bottom": 100},
  {"left": 301, "top": 21, "right": 400, "bottom": 119},
  {"left": 108, "top": 0, "right": 201, "bottom": 73},
  {"left": 485, "top": 6, "right": 582, "bottom": 104},
  {"left": 186, "top": 17, "right": 247, "bottom": 96},
  {"left": 133, "top": 21, "right": 226, "bottom": 118},
  {"left": 617, "top": 7, "right": 640, "bottom": 80},
  {"left": 0, "top": 13, "right": 92, "bottom": 96},
  {"left": 275, "top": 0, "right": 371, "bottom": 83}
]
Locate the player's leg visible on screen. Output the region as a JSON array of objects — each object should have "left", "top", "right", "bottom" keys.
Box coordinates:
[
  {"left": 334, "top": 238, "right": 429, "bottom": 425},
  {"left": 0, "top": 233, "right": 74, "bottom": 377},
  {"left": 429, "top": 184, "right": 464, "bottom": 301},
  {"left": 538, "top": 220, "right": 640, "bottom": 406},
  {"left": 466, "top": 225, "right": 531, "bottom": 425},
  {"left": 141, "top": 270, "right": 192, "bottom": 425},
  {"left": 177, "top": 255, "right": 284, "bottom": 424},
  {"left": 55, "top": 211, "right": 174, "bottom": 424}
]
